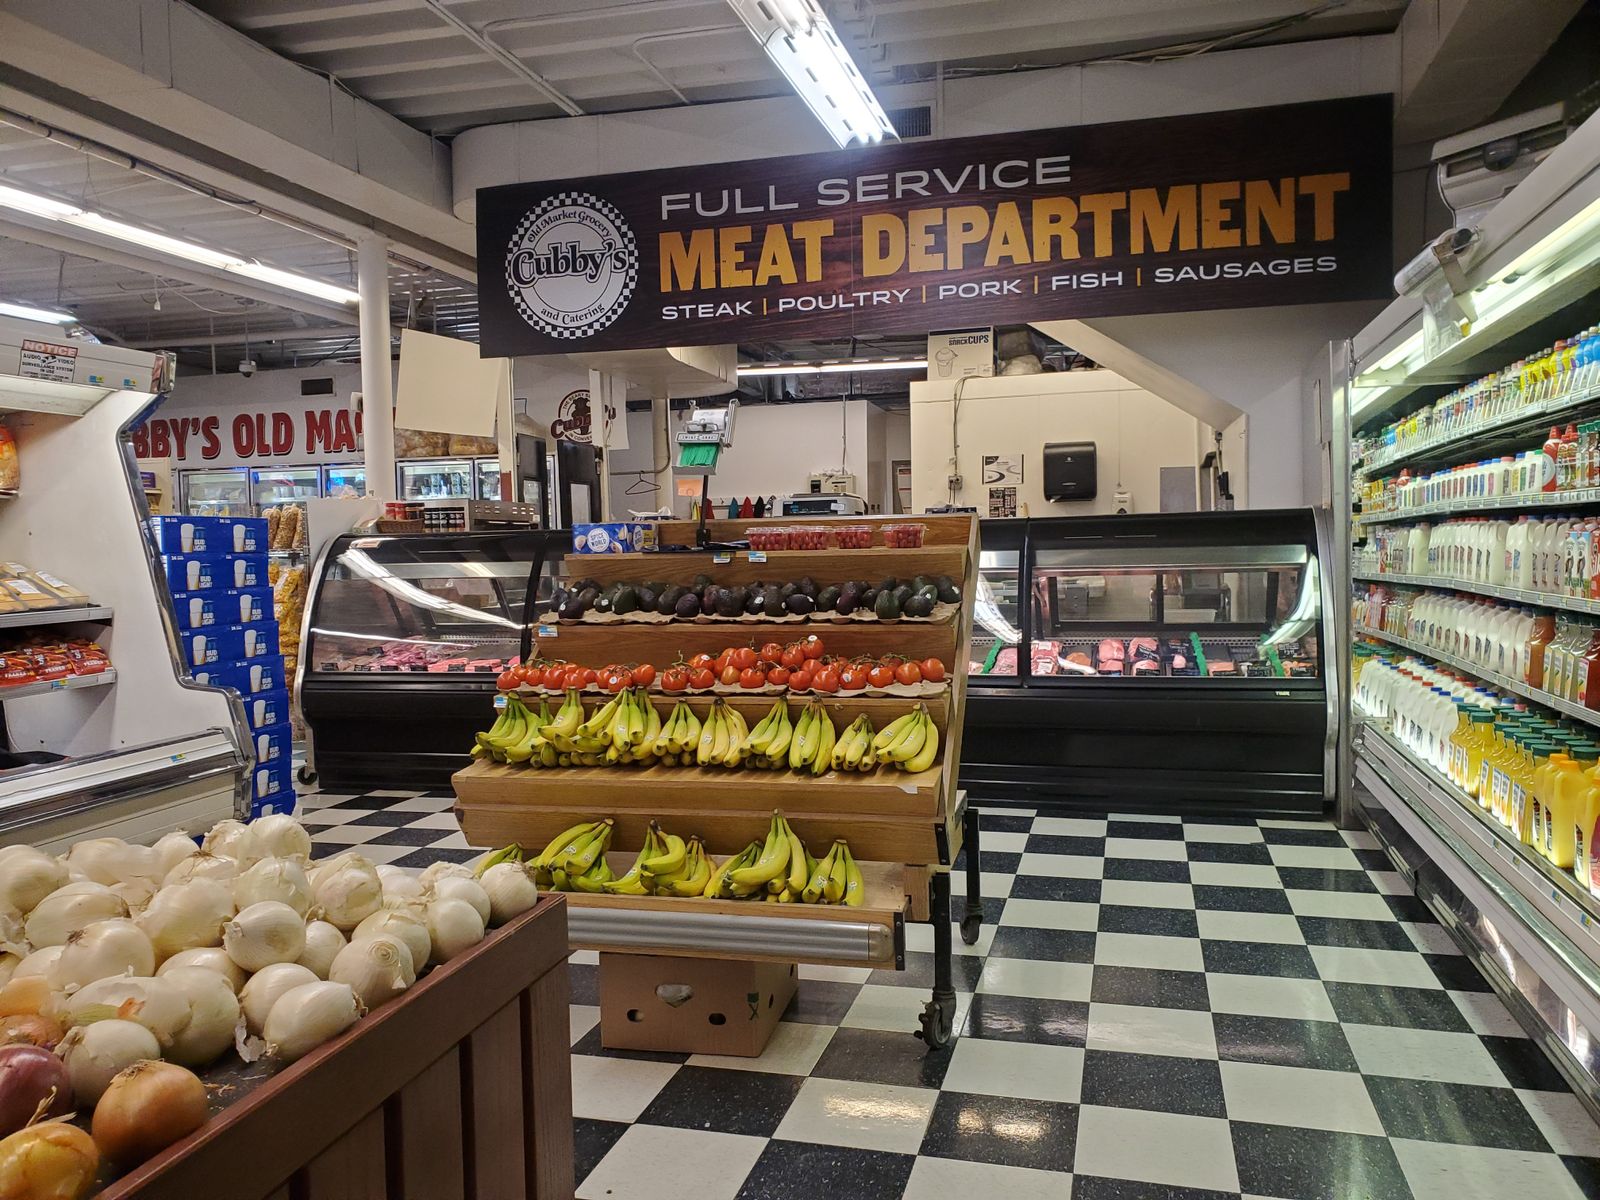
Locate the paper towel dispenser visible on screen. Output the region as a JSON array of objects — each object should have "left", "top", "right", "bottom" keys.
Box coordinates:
[{"left": 1043, "top": 442, "right": 1098, "bottom": 501}]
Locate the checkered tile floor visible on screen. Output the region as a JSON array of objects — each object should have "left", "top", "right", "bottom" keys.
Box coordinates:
[{"left": 297, "top": 789, "right": 1600, "bottom": 1200}]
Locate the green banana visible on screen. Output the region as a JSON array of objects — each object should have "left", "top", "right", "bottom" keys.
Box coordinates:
[{"left": 568, "top": 856, "right": 615, "bottom": 893}]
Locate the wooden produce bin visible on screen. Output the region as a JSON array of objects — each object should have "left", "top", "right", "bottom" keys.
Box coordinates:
[
  {"left": 454, "top": 513, "right": 984, "bottom": 1046},
  {"left": 98, "top": 896, "right": 573, "bottom": 1200}
]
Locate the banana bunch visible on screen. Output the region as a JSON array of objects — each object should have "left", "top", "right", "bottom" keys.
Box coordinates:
[
  {"left": 786, "top": 702, "right": 837, "bottom": 776},
  {"left": 530, "top": 818, "right": 615, "bottom": 890},
  {"left": 472, "top": 694, "right": 551, "bottom": 763},
  {"left": 525, "top": 688, "right": 585, "bottom": 767},
  {"left": 801, "top": 839, "right": 865, "bottom": 906},
  {"left": 603, "top": 820, "right": 710, "bottom": 896},
  {"left": 830, "top": 714, "right": 879, "bottom": 772},
  {"left": 651, "top": 700, "right": 703, "bottom": 765},
  {"left": 872, "top": 704, "right": 940, "bottom": 773},
  {"left": 740, "top": 698, "right": 795, "bottom": 769},
  {"left": 696, "top": 699, "right": 750, "bottom": 768}
]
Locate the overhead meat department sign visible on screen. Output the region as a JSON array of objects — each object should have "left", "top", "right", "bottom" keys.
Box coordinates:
[{"left": 477, "top": 95, "right": 1392, "bottom": 356}]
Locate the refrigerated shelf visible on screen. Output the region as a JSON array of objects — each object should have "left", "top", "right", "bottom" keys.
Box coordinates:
[
  {"left": 1352, "top": 571, "right": 1600, "bottom": 618},
  {"left": 1357, "top": 379, "right": 1600, "bottom": 476}
]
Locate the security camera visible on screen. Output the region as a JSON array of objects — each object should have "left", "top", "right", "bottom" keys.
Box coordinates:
[{"left": 238, "top": 359, "right": 257, "bottom": 378}]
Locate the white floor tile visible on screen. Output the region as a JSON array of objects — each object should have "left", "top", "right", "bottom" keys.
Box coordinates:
[
  {"left": 364, "top": 789, "right": 427, "bottom": 798},
  {"left": 569, "top": 1054, "right": 680, "bottom": 1122},
  {"left": 1267, "top": 844, "right": 1364, "bottom": 870},
  {"left": 1284, "top": 889, "right": 1397, "bottom": 921},
  {"left": 1309, "top": 945, "right": 1442, "bottom": 989},
  {"left": 1104, "top": 837, "right": 1188, "bottom": 862},
  {"left": 972, "top": 871, "right": 1017, "bottom": 899},
  {"left": 386, "top": 795, "right": 457, "bottom": 812},
  {"left": 570, "top": 1004, "right": 600, "bottom": 1046},
  {"left": 1205, "top": 974, "right": 1337, "bottom": 1022},
  {"left": 404, "top": 811, "right": 463, "bottom": 831},
  {"left": 1218, "top": 1060, "right": 1384, "bottom": 1135},
  {"left": 1100, "top": 878, "right": 1195, "bottom": 909},
  {"left": 569, "top": 949, "right": 600, "bottom": 966},
  {"left": 1196, "top": 910, "right": 1306, "bottom": 945},
  {"left": 773, "top": 1077, "right": 937, "bottom": 1154},
  {"left": 902, "top": 1156, "right": 1073, "bottom": 1200},
  {"left": 976, "top": 957, "right": 1093, "bottom": 1002},
  {"left": 298, "top": 792, "right": 357, "bottom": 809},
  {"left": 577, "top": 1125, "right": 766, "bottom": 1200},
  {"left": 1342, "top": 829, "right": 1382, "bottom": 850},
  {"left": 301, "top": 807, "right": 375, "bottom": 826},
  {"left": 799, "top": 964, "right": 873, "bottom": 984},
  {"left": 1087, "top": 1002, "right": 1218, "bottom": 1059},
  {"left": 1189, "top": 862, "right": 1284, "bottom": 889},
  {"left": 1449, "top": 991, "right": 1526, "bottom": 1038},
  {"left": 356, "top": 844, "right": 419, "bottom": 866},
  {"left": 1516, "top": 1089, "right": 1600, "bottom": 1156},
  {"left": 1403, "top": 921, "right": 1463, "bottom": 956},
  {"left": 1092, "top": 931, "right": 1205, "bottom": 972},
  {"left": 841, "top": 984, "right": 971, "bottom": 1034},
  {"left": 1369, "top": 870, "right": 1415, "bottom": 895},
  {"left": 1030, "top": 816, "right": 1108, "bottom": 837},
  {"left": 1342, "top": 1024, "right": 1508, "bottom": 1087},
  {"left": 1260, "top": 819, "right": 1337, "bottom": 830},
  {"left": 1073, "top": 1106, "right": 1239, "bottom": 1193},
  {"left": 943, "top": 1038, "right": 1084, "bottom": 1103},
  {"left": 425, "top": 830, "right": 487, "bottom": 851},
  {"left": 1184, "top": 823, "right": 1265, "bottom": 844},
  {"left": 1016, "top": 853, "right": 1103, "bottom": 879},
  {"left": 1392, "top": 1138, "right": 1589, "bottom": 1200},
  {"left": 1111, "top": 813, "right": 1182, "bottom": 824},
  {"left": 999, "top": 898, "right": 1099, "bottom": 931},
  {"left": 689, "top": 1020, "right": 836, "bottom": 1076},
  {"left": 975, "top": 831, "right": 1030, "bottom": 853}
]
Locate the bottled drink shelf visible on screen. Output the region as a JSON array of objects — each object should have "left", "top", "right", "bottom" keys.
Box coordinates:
[
  {"left": 1352, "top": 571, "right": 1600, "bottom": 618},
  {"left": 1356, "top": 484, "right": 1600, "bottom": 525}
]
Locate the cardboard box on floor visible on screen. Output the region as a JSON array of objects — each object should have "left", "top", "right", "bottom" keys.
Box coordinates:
[{"left": 598, "top": 953, "right": 797, "bottom": 1057}]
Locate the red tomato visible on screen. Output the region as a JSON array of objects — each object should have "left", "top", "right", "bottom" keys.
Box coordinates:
[
  {"left": 759, "top": 642, "right": 784, "bottom": 665},
  {"left": 813, "top": 665, "right": 841, "bottom": 693},
  {"left": 632, "top": 663, "right": 657, "bottom": 687},
  {"left": 790, "top": 666, "right": 813, "bottom": 691},
  {"left": 517, "top": 665, "right": 543, "bottom": 687},
  {"left": 689, "top": 653, "right": 714, "bottom": 671},
  {"left": 780, "top": 645, "right": 806, "bottom": 671},
  {"left": 713, "top": 650, "right": 733, "bottom": 676},
  {"left": 868, "top": 664, "right": 896, "bottom": 688},
  {"left": 688, "top": 667, "right": 715, "bottom": 689},
  {"left": 920, "top": 658, "right": 947, "bottom": 683},
  {"left": 739, "top": 667, "right": 765, "bottom": 689},
  {"left": 839, "top": 665, "right": 868, "bottom": 691},
  {"left": 661, "top": 667, "right": 688, "bottom": 692},
  {"left": 719, "top": 664, "right": 742, "bottom": 687},
  {"left": 602, "top": 671, "right": 628, "bottom": 693},
  {"left": 801, "top": 635, "right": 825, "bottom": 661},
  {"left": 731, "top": 646, "right": 758, "bottom": 671},
  {"left": 895, "top": 661, "right": 923, "bottom": 686},
  {"left": 497, "top": 669, "right": 519, "bottom": 690},
  {"left": 577, "top": 667, "right": 599, "bottom": 687},
  {"left": 766, "top": 665, "right": 791, "bottom": 687}
]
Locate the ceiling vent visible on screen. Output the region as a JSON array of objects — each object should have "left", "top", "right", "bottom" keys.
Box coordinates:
[{"left": 885, "top": 105, "right": 933, "bottom": 140}]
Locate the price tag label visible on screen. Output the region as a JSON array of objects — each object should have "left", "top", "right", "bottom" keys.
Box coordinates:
[
  {"left": 494, "top": 694, "right": 508, "bottom": 709},
  {"left": 747, "top": 551, "right": 767, "bottom": 564},
  {"left": 712, "top": 552, "right": 732, "bottom": 564},
  {"left": 537, "top": 624, "right": 557, "bottom": 639}
]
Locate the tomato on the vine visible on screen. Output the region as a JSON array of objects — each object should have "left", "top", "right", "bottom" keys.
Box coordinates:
[
  {"left": 919, "top": 658, "right": 947, "bottom": 683},
  {"left": 790, "top": 666, "right": 814, "bottom": 691},
  {"left": 688, "top": 667, "right": 715, "bottom": 689},
  {"left": 731, "top": 646, "right": 758, "bottom": 671},
  {"left": 517, "top": 665, "right": 543, "bottom": 687},
  {"left": 839, "top": 665, "right": 868, "bottom": 691},
  {"left": 868, "top": 664, "right": 895, "bottom": 688},
  {"left": 577, "top": 667, "right": 599, "bottom": 687},
  {"left": 759, "top": 642, "right": 784, "bottom": 665},
  {"left": 602, "top": 670, "right": 629, "bottom": 693},
  {"left": 813, "top": 665, "right": 841, "bottom": 693},
  {"left": 780, "top": 645, "right": 806, "bottom": 671},
  {"left": 661, "top": 667, "right": 689, "bottom": 692},
  {"left": 766, "top": 665, "right": 791, "bottom": 687},
  {"left": 497, "top": 669, "right": 519, "bottom": 690},
  {"left": 713, "top": 650, "right": 733, "bottom": 676},
  {"left": 895, "top": 661, "right": 923, "bottom": 686},
  {"left": 801, "top": 635, "right": 825, "bottom": 660},
  {"left": 739, "top": 667, "right": 765, "bottom": 689},
  {"left": 632, "top": 663, "right": 656, "bottom": 687},
  {"left": 719, "top": 664, "right": 742, "bottom": 687},
  {"left": 689, "top": 653, "right": 714, "bottom": 671}
]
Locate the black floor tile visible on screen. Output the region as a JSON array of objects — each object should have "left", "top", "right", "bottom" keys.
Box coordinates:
[
  {"left": 570, "top": 1026, "right": 690, "bottom": 1064},
  {"left": 1296, "top": 915, "right": 1416, "bottom": 952},
  {"left": 1426, "top": 953, "right": 1493, "bottom": 992},
  {"left": 1096, "top": 904, "right": 1199, "bottom": 938},
  {"left": 1212, "top": 1013, "right": 1359, "bottom": 1072},
  {"left": 919, "top": 1091, "right": 1078, "bottom": 1172},
  {"left": 1079, "top": 1048, "right": 1225, "bottom": 1117},
  {"left": 869, "top": 952, "right": 985, "bottom": 992},
  {"left": 1365, "top": 1075, "right": 1552, "bottom": 1151},
  {"left": 391, "top": 846, "right": 479, "bottom": 868},
  {"left": 1194, "top": 883, "right": 1294, "bottom": 914},
  {"left": 736, "top": 1142, "right": 914, "bottom": 1200},
  {"left": 1200, "top": 939, "right": 1319, "bottom": 979},
  {"left": 1230, "top": 1121, "right": 1413, "bottom": 1200},
  {"left": 809, "top": 1027, "right": 951, "bottom": 1089},
  {"left": 1321, "top": 981, "right": 1473, "bottom": 1032},
  {"left": 573, "top": 1117, "right": 629, "bottom": 1185},
  {"left": 636, "top": 1065, "right": 804, "bottom": 1137},
  {"left": 1186, "top": 841, "right": 1274, "bottom": 865},
  {"left": 1482, "top": 1033, "right": 1572, "bottom": 1091},
  {"left": 1107, "top": 820, "right": 1186, "bottom": 842},
  {"left": 1072, "top": 1177, "right": 1238, "bottom": 1200},
  {"left": 957, "top": 895, "right": 1005, "bottom": 927},
  {"left": 1089, "top": 965, "right": 1210, "bottom": 1011},
  {"left": 344, "top": 793, "right": 423, "bottom": 809},
  {"left": 1102, "top": 857, "right": 1191, "bottom": 883},
  {"left": 1261, "top": 825, "right": 1347, "bottom": 847},
  {"left": 364, "top": 826, "right": 454, "bottom": 847},
  {"left": 960, "top": 993, "right": 1090, "bottom": 1047},
  {"left": 782, "top": 980, "right": 862, "bottom": 1026},
  {"left": 1009, "top": 874, "right": 1102, "bottom": 903},
  {"left": 1025, "top": 834, "right": 1107, "bottom": 857},
  {"left": 569, "top": 962, "right": 599, "bottom": 1006},
  {"left": 1381, "top": 894, "right": 1437, "bottom": 923},
  {"left": 988, "top": 926, "right": 1097, "bottom": 963},
  {"left": 975, "top": 813, "right": 1035, "bottom": 833},
  {"left": 1277, "top": 865, "right": 1379, "bottom": 893},
  {"left": 1564, "top": 1155, "right": 1600, "bottom": 1200},
  {"left": 953, "top": 849, "right": 1022, "bottom": 875},
  {"left": 1354, "top": 848, "right": 1397, "bottom": 872},
  {"left": 310, "top": 841, "right": 352, "bottom": 860},
  {"left": 345, "top": 809, "right": 425, "bottom": 826}
]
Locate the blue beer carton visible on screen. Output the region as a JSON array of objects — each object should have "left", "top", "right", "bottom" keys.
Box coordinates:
[
  {"left": 224, "top": 556, "right": 270, "bottom": 589},
  {"left": 172, "top": 588, "right": 273, "bottom": 629},
  {"left": 251, "top": 760, "right": 294, "bottom": 801},
  {"left": 223, "top": 587, "right": 274, "bottom": 625},
  {"left": 252, "top": 792, "right": 298, "bottom": 819},
  {"left": 147, "top": 515, "right": 269, "bottom": 555},
  {"left": 182, "top": 623, "right": 278, "bottom": 669},
  {"left": 241, "top": 689, "right": 290, "bottom": 731},
  {"left": 162, "top": 554, "right": 228, "bottom": 593},
  {"left": 251, "top": 723, "right": 293, "bottom": 766},
  {"left": 191, "top": 656, "right": 287, "bottom": 695},
  {"left": 170, "top": 591, "right": 219, "bottom": 630}
]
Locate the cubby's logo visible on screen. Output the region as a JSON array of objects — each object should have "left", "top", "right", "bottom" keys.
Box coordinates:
[{"left": 505, "top": 193, "right": 638, "bottom": 340}]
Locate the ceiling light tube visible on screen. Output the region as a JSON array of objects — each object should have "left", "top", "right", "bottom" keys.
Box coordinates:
[
  {"left": 738, "top": 358, "right": 927, "bottom": 376},
  {"left": 0, "top": 301, "right": 74, "bottom": 324},
  {"left": 727, "top": 0, "right": 895, "bottom": 147}
]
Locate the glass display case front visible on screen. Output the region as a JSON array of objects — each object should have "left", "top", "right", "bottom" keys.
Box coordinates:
[
  {"left": 251, "top": 465, "right": 321, "bottom": 508},
  {"left": 180, "top": 468, "right": 250, "bottom": 517},
  {"left": 399, "top": 458, "right": 472, "bottom": 499},
  {"left": 474, "top": 458, "right": 503, "bottom": 501},
  {"left": 323, "top": 463, "right": 365, "bottom": 498}
]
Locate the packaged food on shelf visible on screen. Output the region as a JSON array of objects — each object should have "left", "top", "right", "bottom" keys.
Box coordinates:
[
  {"left": 192, "top": 655, "right": 286, "bottom": 695},
  {"left": 572, "top": 521, "right": 657, "bottom": 554},
  {"left": 0, "top": 636, "right": 109, "bottom": 686},
  {"left": 747, "top": 526, "right": 792, "bottom": 551},
  {"left": 0, "top": 422, "right": 19, "bottom": 496},
  {"left": 883, "top": 522, "right": 927, "bottom": 547},
  {"left": 832, "top": 524, "right": 873, "bottom": 549}
]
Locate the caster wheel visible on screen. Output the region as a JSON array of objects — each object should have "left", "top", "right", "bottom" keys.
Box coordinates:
[
  {"left": 915, "top": 997, "right": 956, "bottom": 1049},
  {"left": 296, "top": 765, "right": 318, "bottom": 786},
  {"left": 960, "top": 912, "right": 982, "bottom": 945}
]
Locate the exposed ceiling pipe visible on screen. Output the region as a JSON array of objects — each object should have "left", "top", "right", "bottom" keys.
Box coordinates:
[
  {"left": 632, "top": 27, "right": 748, "bottom": 104},
  {"left": 418, "top": 0, "right": 584, "bottom": 116}
]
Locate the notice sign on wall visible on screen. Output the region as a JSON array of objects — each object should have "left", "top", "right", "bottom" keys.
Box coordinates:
[{"left": 477, "top": 96, "right": 1392, "bottom": 356}]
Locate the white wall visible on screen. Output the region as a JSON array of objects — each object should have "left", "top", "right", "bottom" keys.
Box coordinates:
[{"left": 909, "top": 370, "right": 1202, "bottom": 517}]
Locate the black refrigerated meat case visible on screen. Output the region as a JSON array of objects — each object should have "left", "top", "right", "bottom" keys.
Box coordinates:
[
  {"left": 961, "top": 508, "right": 1336, "bottom": 817},
  {"left": 297, "top": 529, "right": 566, "bottom": 790}
]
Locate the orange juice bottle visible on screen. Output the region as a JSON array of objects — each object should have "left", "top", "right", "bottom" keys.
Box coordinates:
[
  {"left": 1533, "top": 747, "right": 1572, "bottom": 852},
  {"left": 1548, "top": 755, "right": 1597, "bottom": 868},
  {"left": 1461, "top": 710, "right": 1495, "bottom": 801}
]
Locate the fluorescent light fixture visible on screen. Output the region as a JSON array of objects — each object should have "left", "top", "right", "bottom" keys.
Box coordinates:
[
  {"left": 0, "top": 185, "right": 359, "bottom": 306},
  {"left": 738, "top": 358, "right": 927, "bottom": 376},
  {"left": 727, "top": 0, "right": 895, "bottom": 147},
  {"left": 0, "top": 301, "right": 74, "bottom": 324}
]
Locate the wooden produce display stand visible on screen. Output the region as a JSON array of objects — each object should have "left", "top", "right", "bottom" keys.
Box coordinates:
[
  {"left": 454, "top": 513, "right": 985, "bottom": 1047},
  {"left": 98, "top": 896, "right": 573, "bottom": 1200}
]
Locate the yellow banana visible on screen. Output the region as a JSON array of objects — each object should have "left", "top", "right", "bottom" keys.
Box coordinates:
[
  {"left": 825, "top": 842, "right": 847, "bottom": 902},
  {"left": 802, "top": 842, "right": 838, "bottom": 903},
  {"left": 765, "top": 704, "right": 793, "bottom": 764},
  {"left": 784, "top": 820, "right": 808, "bottom": 895},
  {"left": 563, "top": 819, "right": 614, "bottom": 874},
  {"left": 872, "top": 710, "right": 918, "bottom": 750},
  {"left": 653, "top": 704, "right": 680, "bottom": 756},
  {"left": 709, "top": 704, "right": 731, "bottom": 764},
  {"left": 641, "top": 823, "right": 686, "bottom": 877},
  {"left": 535, "top": 819, "right": 604, "bottom": 870},
  {"left": 678, "top": 703, "right": 702, "bottom": 755},
  {"left": 626, "top": 689, "right": 646, "bottom": 744},
  {"left": 903, "top": 709, "right": 939, "bottom": 773},
  {"left": 881, "top": 709, "right": 928, "bottom": 763},
  {"left": 811, "top": 708, "right": 835, "bottom": 776},
  {"left": 745, "top": 701, "right": 779, "bottom": 753},
  {"left": 568, "top": 856, "right": 615, "bottom": 893},
  {"left": 788, "top": 705, "right": 814, "bottom": 771},
  {"left": 728, "top": 813, "right": 790, "bottom": 889},
  {"left": 840, "top": 842, "right": 865, "bottom": 906},
  {"left": 703, "top": 841, "right": 759, "bottom": 898},
  {"left": 696, "top": 704, "right": 720, "bottom": 765},
  {"left": 722, "top": 704, "right": 748, "bottom": 767},
  {"left": 579, "top": 693, "right": 622, "bottom": 739},
  {"left": 667, "top": 838, "right": 713, "bottom": 896},
  {"left": 545, "top": 690, "right": 583, "bottom": 738},
  {"left": 474, "top": 700, "right": 516, "bottom": 749}
]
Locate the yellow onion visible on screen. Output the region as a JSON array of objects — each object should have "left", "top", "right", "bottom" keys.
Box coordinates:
[
  {"left": 0, "top": 1014, "right": 61, "bottom": 1050},
  {"left": 0, "top": 1119, "right": 98, "bottom": 1199},
  {"left": 92, "top": 1060, "right": 207, "bottom": 1167}
]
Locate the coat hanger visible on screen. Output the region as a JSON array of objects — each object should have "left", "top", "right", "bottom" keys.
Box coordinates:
[{"left": 625, "top": 471, "right": 660, "bottom": 496}]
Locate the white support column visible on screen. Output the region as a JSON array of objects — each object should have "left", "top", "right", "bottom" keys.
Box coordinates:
[{"left": 357, "top": 235, "right": 396, "bottom": 502}]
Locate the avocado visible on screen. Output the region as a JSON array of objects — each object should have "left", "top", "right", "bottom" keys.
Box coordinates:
[
  {"left": 570, "top": 578, "right": 600, "bottom": 595},
  {"left": 936, "top": 575, "right": 961, "bottom": 604},
  {"left": 797, "top": 575, "right": 818, "bottom": 598},
  {"left": 701, "top": 588, "right": 723, "bottom": 616},
  {"left": 835, "top": 589, "right": 858, "bottom": 616},
  {"left": 744, "top": 589, "right": 766, "bottom": 615},
  {"left": 546, "top": 587, "right": 568, "bottom": 613},
  {"left": 593, "top": 593, "right": 613, "bottom": 614},
  {"left": 915, "top": 584, "right": 939, "bottom": 605},
  {"left": 634, "top": 585, "right": 657, "bottom": 613},
  {"left": 860, "top": 588, "right": 878, "bottom": 609},
  {"left": 674, "top": 593, "right": 702, "bottom": 619},
  {"left": 762, "top": 591, "right": 787, "bottom": 617},
  {"left": 911, "top": 575, "right": 932, "bottom": 592},
  {"left": 874, "top": 587, "right": 901, "bottom": 620},
  {"left": 903, "top": 593, "right": 935, "bottom": 618},
  {"left": 876, "top": 578, "right": 898, "bottom": 595},
  {"left": 816, "top": 585, "right": 841, "bottom": 611},
  {"left": 693, "top": 573, "right": 713, "bottom": 590},
  {"left": 611, "top": 586, "right": 640, "bottom": 615},
  {"left": 715, "top": 589, "right": 745, "bottom": 618},
  {"left": 658, "top": 585, "right": 686, "bottom": 614},
  {"left": 779, "top": 581, "right": 798, "bottom": 598},
  {"left": 892, "top": 585, "right": 914, "bottom": 610},
  {"left": 785, "top": 593, "right": 815, "bottom": 615}
]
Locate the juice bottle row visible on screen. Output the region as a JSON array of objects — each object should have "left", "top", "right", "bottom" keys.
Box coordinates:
[
  {"left": 1359, "top": 422, "right": 1600, "bottom": 517},
  {"left": 1358, "top": 514, "right": 1600, "bottom": 598}
]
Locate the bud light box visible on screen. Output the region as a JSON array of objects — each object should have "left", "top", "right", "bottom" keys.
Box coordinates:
[
  {"left": 182, "top": 623, "right": 279, "bottom": 669},
  {"left": 252, "top": 791, "right": 297, "bottom": 819},
  {"left": 191, "top": 655, "right": 286, "bottom": 695},
  {"left": 147, "top": 515, "right": 268, "bottom": 555},
  {"left": 252, "top": 723, "right": 292, "bottom": 766},
  {"left": 252, "top": 760, "right": 293, "bottom": 802},
  {"left": 572, "top": 522, "right": 657, "bottom": 554},
  {"left": 242, "top": 689, "right": 291, "bottom": 731}
]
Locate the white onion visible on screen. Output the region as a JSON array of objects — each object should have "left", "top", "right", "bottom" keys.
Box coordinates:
[
  {"left": 11, "top": 946, "right": 61, "bottom": 981},
  {"left": 203, "top": 819, "right": 262, "bottom": 867},
  {"left": 352, "top": 908, "right": 430, "bottom": 972},
  {"left": 152, "top": 831, "right": 200, "bottom": 877},
  {"left": 223, "top": 901, "right": 306, "bottom": 972},
  {"left": 419, "top": 861, "right": 473, "bottom": 889},
  {"left": 233, "top": 857, "right": 311, "bottom": 916},
  {"left": 163, "top": 852, "right": 238, "bottom": 886},
  {"left": 136, "top": 879, "right": 234, "bottom": 961},
  {"left": 66, "top": 975, "right": 190, "bottom": 1048},
  {"left": 479, "top": 862, "right": 539, "bottom": 926},
  {"left": 425, "top": 899, "right": 484, "bottom": 965},
  {"left": 0, "top": 907, "right": 23, "bottom": 957},
  {"left": 429, "top": 877, "right": 490, "bottom": 926},
  {"left": 49, "top": 919, "right": 155, "bottom": 992},
  {"left": 311, "top": 856, "right": 381, "bottom": 933},
  {"left": 0, "top": 953, "right": 16, "bottom": 989},
  {"left": 156, "top": 947, "right": 246, "bottom": 993},
  {"left": 307, "top": 851, "right": 360, "bottom": 893},
  {"left": 0, "top": 847, "right": 68, "bottom": 914},
  {"left": 251, "top": 814, "right": 311, "bottom": 861},
  {"left": 263, "top": 980, "right": 360, "bottom": 1062},
  {"left": 65, "top": 838, "right": 158, "bottom": 887},
  {"left": 376, "top": 865, "right": 423, "bottom": 904},
  {"left": 239, "top": 962, "right": 317, "bottom": 1035},
  {"left": 108, "top": 876, "right": 159, "bottom": 917},
  {"left": 160, "top": 966, "right": 241, "bottom": 1068},
  {"left": 24, "top": 882, "right": 127, "bottom": 947},
  {"left": 56, "top": 1019, "right": 161, "bottom": 1104},
  {"left": 296, "top": 921, "right": 346, "bottom": 980},
  {"left": 329, "top": 935, "right": 414, "bottom": 1009}
]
